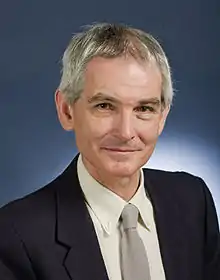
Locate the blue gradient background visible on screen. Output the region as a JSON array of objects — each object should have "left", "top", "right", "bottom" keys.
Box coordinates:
[{"left": 0, "top": 0, "right": 219, "bottom": 220}]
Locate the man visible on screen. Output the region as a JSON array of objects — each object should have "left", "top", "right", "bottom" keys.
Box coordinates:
[{"left": 0, "top": 23, "right": 219, "bottom": 280}]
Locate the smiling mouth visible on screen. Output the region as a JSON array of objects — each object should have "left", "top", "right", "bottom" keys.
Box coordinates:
[{"left": 102, "top": 148, "right": 138, "bottom": 152}]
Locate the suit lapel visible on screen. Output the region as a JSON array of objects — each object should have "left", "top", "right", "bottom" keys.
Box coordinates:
[
  {"left": 144, "top": 169, "right": 189, "bottom": 280},
  {"left": 55, "top": 156, "right": 109, "bottom": 280}
]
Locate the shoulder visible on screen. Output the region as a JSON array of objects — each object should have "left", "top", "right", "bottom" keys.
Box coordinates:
[
  {"left": 143, "top": 168, "right": 219, "bottom": 221},
  {"left": 0, "top": 177, "right": 60, "bottom": 236},
  {"left": 143, "top": 168, "right": 207, "bottom": 194},
  {"left": 143, "top": 168, "right": 204, "bottom": 184},
  {"left": 143, "top": 168, "right": 219, "bottom": 226},
  {"left": 142, "top": 168, "right": 215, "bottom": 213}
]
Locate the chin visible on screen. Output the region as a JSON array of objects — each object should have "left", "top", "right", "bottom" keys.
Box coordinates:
[{"left": 103, "top": 162, "right": 139, "bottom": 178}]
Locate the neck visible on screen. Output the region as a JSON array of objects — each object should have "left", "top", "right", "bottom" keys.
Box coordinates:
[{"left": 82, "top": 156, "right": 140, "bottom": 201}]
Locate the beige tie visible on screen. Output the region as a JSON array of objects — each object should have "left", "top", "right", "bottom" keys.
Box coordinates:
[{"left": 120, "top": 203, "right": 151, "bottom": 280}]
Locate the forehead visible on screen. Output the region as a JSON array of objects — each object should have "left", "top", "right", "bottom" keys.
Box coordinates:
[{"left": 83, "top": 56, "right": 162, "bottom": 100}]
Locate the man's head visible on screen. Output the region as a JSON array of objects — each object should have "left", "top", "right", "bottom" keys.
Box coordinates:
[{"left": 55, "top": 23, "right": 173, "bottom": 179}]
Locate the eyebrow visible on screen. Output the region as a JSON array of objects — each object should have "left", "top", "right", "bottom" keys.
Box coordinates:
[
  {"left": 88, "top": 93, "right": 117, "bottom": 104},
  {"left": 87, "top": 92, "right": 161, "bottom": 106}
]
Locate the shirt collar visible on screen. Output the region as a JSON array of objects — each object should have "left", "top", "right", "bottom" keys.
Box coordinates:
[
  {"left": 129, "top": 169, "right": 152, "bottom": 231},
  {"left": 77, "top": 154, "right": 151, "bottom": 235}
]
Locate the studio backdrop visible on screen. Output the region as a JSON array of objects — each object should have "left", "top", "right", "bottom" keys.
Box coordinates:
[{"left": 0, "top": 0, "right": 219, "bottom": 219}]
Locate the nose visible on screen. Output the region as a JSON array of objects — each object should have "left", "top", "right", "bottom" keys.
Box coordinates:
[{"left": 114, "top": 110, "right": 135, "bottom": 141}]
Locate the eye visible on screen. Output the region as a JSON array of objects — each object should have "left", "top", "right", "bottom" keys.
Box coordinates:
[
  {"left": 95, "top": 103, "right": 114, "bottom": 110},
  {"left": 135, "top": 105, "right": 155, "bottom": 113}
]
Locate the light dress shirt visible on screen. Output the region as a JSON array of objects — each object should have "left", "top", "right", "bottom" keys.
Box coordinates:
[{"left": 77, "top": 154, "right": 166, "bottom": 280}]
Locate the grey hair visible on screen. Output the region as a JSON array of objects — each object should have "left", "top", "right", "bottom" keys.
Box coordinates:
[{"left": 58, "top": 23, "right": 173, "bottom": 107}]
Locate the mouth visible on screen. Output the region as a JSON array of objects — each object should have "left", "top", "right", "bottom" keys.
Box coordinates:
[{"left": 101, "top": 148, "right": 138, "bottom": 153}]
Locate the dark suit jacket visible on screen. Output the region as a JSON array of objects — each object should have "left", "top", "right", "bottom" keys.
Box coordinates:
[{"left": 0, "top": 155, "right": 219, "bottom": 280}]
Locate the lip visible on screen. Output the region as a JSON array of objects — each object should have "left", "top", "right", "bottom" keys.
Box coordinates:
[{"left": 102, "top": 148, "right": 138, "bottom": 152}]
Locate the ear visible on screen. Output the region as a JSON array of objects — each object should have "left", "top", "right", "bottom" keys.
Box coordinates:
[
  {"left": 55, "top": 90, "right": 75, "bottom": 131},
  {"left": 158, "top": 105, "right": 170, "bottom": 135}
]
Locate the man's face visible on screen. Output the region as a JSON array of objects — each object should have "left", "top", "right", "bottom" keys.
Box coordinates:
[{"left": 70, "top": 56, "right": 169, "bottom": 178}]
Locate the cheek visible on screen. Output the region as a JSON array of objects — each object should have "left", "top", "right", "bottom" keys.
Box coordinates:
[
  {"left": 90, "top": 117, "right": 113, "bottom": 138},
  {"left": 75, "top": 114, "right": 113, "bottom": 143},
  {"left": 137, "top": 120, "right": 161, "bottom": 143}
]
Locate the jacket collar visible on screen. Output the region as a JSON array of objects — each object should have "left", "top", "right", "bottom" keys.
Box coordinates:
[{"left": 55, "top": 155, "right": 109, "bottom": 280}]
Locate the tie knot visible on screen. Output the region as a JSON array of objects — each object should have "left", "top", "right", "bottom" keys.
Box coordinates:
[{"left": 121, "top": 204, "right": 139, "bottom": 230}]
